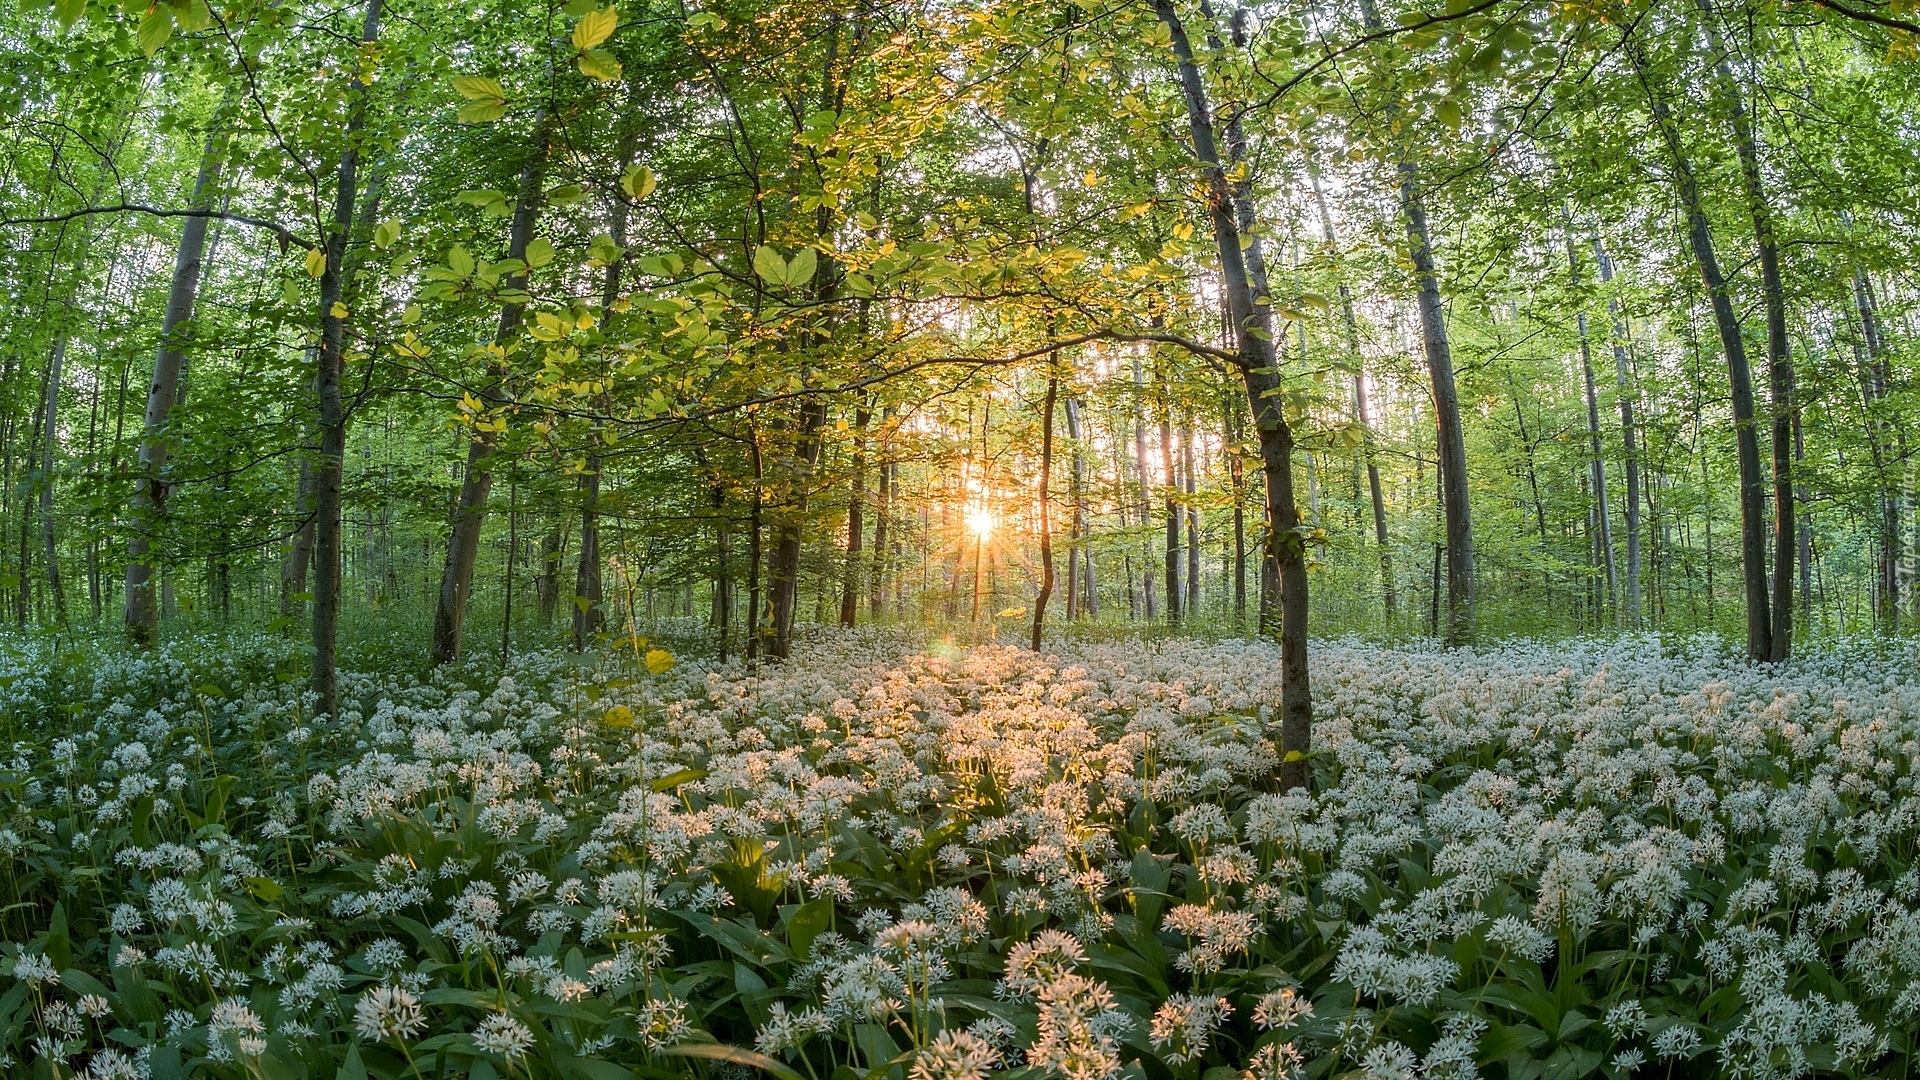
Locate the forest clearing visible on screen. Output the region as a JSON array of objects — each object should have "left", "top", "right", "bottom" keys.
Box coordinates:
[{"left": 3, "top": 0, "right": 1920, "bottom": 1075}]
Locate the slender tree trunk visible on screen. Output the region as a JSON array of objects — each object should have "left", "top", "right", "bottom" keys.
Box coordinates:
[
  {"left": 309, "top": 0, "right": 387, "bottom": 714},
  {"left": 839, "top": 404, "right": 869, "bottom": 627},
  {"left": 1160, "top": 396, "right": 1182, "bottom": 625},
  {"left": 1184, "top": 423, "right": 1200, "bottom": 615},
  {"left": 1699, "top": 0, "right": 1794, "bottom": 659},
  {"left": 1632, "top": 41, "right": 1771, "bottom": 660},
  {"left": 432, "top": 117, "right": 547, "bottom": 664},
  {"left": 1156, "top": 0, "right": 1310, "bottom": 789},
  {"left": 34, "top": 332, "right": 68, "bottom": 623},
  {"left": 1567, "top": 221, "right": 1617, "bottom": 616},
  {"left": 869, "top": 411, "right": 892, "bottom": 619},
  {"left": 127, "top": 104, "right": 234, "bottom": 644},
  {"left": 1131, "top": 358, "right": 1157, "bottom": 620},
  {"left": 1032, "top": 375, "right": 1057, "bottom": 650},
  {"left": 1594, "top": 234, "right": 1643, "bottom": 627}
]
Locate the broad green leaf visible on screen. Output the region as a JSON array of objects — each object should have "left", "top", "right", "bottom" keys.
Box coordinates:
[
  {"left": 451, "top": 74, "right": 507, "bottom": 100},
  {"left": 786, "top": 245, "right": 818, "bottom": 287},
  {"left": 138, "top": 4, "right": 172, "bottom": 55},
  {"left": 448, "top": 245, "right": 475, "bottom": 276},
  {"left": 458, "top": 99, "right": 508, "bottom": 124},
  {"left": 524, "top": 237, "right": 555, "bottom": 269},
  {"left": 303, "top": 248, "right": 327, "bottom": 278},
  {"left": 571, "top": 6, "right": 618, "bottom": 50},
  {"left": 578, "top": 48, "right": 623, "bottom": 82},
  {"left": 753, "top": 244, "right": 787, "bottom": 286},
  {"left": 54, "top": 0, "right": 88, "bottom": 28},
  {"left": 372, "top": 219, "right": 401, "bottom": 249},
  {"left": 621, "top": 165, "right": 656, "bottom": 200}
]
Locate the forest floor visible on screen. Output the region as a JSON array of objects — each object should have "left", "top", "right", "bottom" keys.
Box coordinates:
[{"left": 0, "top": 626, "right": 1917, "bottom": 1078}]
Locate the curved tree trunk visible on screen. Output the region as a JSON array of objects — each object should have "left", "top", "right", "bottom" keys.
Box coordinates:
[
  {"left": 127, "top": 101, "right": 235, "bottom": 645},
  {"left": 432, "top": 120, "right": 548, "bottom": 664},
  {"left": 1156, "top": 0, "right": 1311, "bottom": 790}
]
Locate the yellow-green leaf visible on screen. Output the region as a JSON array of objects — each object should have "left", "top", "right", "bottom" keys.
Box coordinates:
[
  {"left": 752, "top": 244, "right": 786, "bottom": 286},
  {"left": 785, "top": 245, "right": 817, "bottom": 287},
  {"left": 451, "top": 74, "right": 507, "bottom": 100},
  {"left": 577, "top": 48, "right": 622, "bottom": 82},
  {"left": 620, "top": 165, "right": 656, "bottom": 201},
  {"left": 571, "top": 6, "right": 618, "bottom": 50},
  {"left": 303, "top": 248, "right": 327, "bottom": 278},
  {"left": 457, "top": 99, "right": 508, "bottom": 124},
  {"left": 524, "top": 237, "right": 555, "bottom": 269},
  {"left": 372, "top": 219, "right": 401, "bottom": 250},
  {"left": 54, "top": 0, "right": 88, "bottom": 28},
  {"left": 329, "top": 302, "right": 348, "bottom": 318},
  {"left": 137, "top": 4, "right": 172, "bottom": 55}
]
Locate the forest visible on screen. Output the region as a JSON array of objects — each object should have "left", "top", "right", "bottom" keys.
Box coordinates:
[{"left": 2, "top": 0, "right": 1920, "bottom": 1076}]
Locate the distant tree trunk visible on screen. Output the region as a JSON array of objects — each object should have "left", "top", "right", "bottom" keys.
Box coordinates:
[
  {"left": 1184, "top": 424, "right": 1200, "bottom": 615},
  {"left": 1160, "top": 397, "right": 1182, "bottom": 625},
  {"left": 1157, "top": 0, "right": 1310, "bottom": 789},
  {"left": 1700, "top": 0, "right": 1794, "bottom": 659},
  {"left": 536, "top": 521, "right": 562, "bottom": 625},
  {"left": 1131, "top": 358, "right": 1157, "bottom": 620},
  {"left": 1633, "top": 41, "right": 1771, "bottom": 661},
  {"left": 1852, "top": 263, "right": 1897, "bottom": 631},
  {"left": 35, "top": 332, "right": 68, "bottom": 624},
  {"left": 1032, "top": 375, "right": 1057, "bottom": 650},
  {"left": 840, "top": 403, "right": 869, "bottom": 627},
  {"left": 283, "top": 454, "right": 316, "bottom": 620},
  {"left": 1065, "top": 395, "right": 1094, "bottom": 619},
  {"left": 1567, "top": 220, "right": 1617, "bottom": 616},
  {"left": 745, "top": 433, "right": 764, "bottom": 662},
  {"left": 432, "top": 117, "right": 547, "bottom": 665},
  {"left": 869, "top": 411, "right": 892, "bottom": 619},
  {"left": 1594, "top": 234, "right": 1643, "bottom": 627},
  {"left": 311, "top": 0, "right": 385, "bottom": 714},
  {"left": 712, "top": 473, "right": 732, "bottom": 661},
  {"left": 127, "top": 105, "right": 234, "bottom": 644},
  {"left": 1312, "top": 161, "right": 1397, "bottom": 630}
]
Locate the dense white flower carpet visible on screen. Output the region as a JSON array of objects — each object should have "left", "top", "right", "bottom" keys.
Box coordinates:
[{"left": 3, "top": 627, "right": 1919, "bottom": 1080}]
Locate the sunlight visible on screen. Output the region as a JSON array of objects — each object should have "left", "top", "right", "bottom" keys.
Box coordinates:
[{"left": 965, "top": 505, "right": 997, "bottom": 539}]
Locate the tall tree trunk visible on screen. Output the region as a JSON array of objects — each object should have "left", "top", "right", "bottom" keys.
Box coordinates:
[
  {"left": 1594, "top": 234, "right": 1643, "bottom": 627},
  {"left": 1131, "top": 358, "right": 1157, "bottom": 620},
  {"left": 1700, "top": 0, "right": 1794, "bottom": 659},
  {"left": 283, "top": 453, "right": 315, "bottom": 620},
  {"left": 1184, "top": 423, "right": 1200, "bottom": 614},
  {"left": 1567, "top": 220, "right": 1617, "bottom": 616},
  {"left": 1032, "top": 375, "right": 1057, "bottom": 650},
  {"left": 1156, "top": 0, "right": 1311, "bottom": 789},
  {"left": 32, "top": 332, "right": 68, "bottom": 624},
  {"left": 1632, "top": 41, "right": 1771, "bottom": 660},
  {"left": 312, "top": 0, "right": 387, "bottom": 713},
  {"left": 869, "top": 443, "right": 891, "bottom": 619},
  {"left": 839, "top": 403, "right": 869, "bottom": 627},
  {"left": 432, "top": 117, "right": 547, "bottom": 664},
  {"left": 127, "top": 104, "right": 234, "bottom": 644},
  {"left": 1160, "top": 394, "right": 1182, "bottom": 625},
  {"left": 1065, "top": 395, "right": 1095, "bottom": 619}
]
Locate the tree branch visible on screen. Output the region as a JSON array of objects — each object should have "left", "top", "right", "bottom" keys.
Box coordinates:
[{"left": 0, "top": 204, "right": 315, "bottom": 251}]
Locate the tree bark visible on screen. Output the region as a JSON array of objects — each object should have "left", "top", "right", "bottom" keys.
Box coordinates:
[
  {"left": 1593, "top": 234, "right": 1643, "bottom": 627},
  {"left": 432, "top": 118, "right": 548, "bottom": 664},
  {"left": 127, "top": 103, "right": 234, "bottom": 644},
  {"left": 1156, "top": 0, "right": 1311, "bottom": 789},
  {"left": 1632, "top": 41, "right": 1772, "bottom": 660},
  {"left": 839, "top": 403, "right": 869, "bottom": 627},
  {"left": 1032, "top": 375, "right": 1057, "bottom": 650},
  {"left": 1567, "top": 219, "right": 1617, "bottom": 616}
]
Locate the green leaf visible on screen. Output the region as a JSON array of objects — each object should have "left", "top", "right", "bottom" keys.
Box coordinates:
[
  {"left": 458, "top": 99, "right": 509, "bottom": 124},
  {"left": 373, "top": 219, "right": 401, "bottom": 250},
  {"left": 655, "top": 1043, "right": 803, "bottom": 1080},
  {"left": 137, "top": 4, "right": 172, "bottom": 55},
  {"left": 54, "top": 0, "right": 88, "bottom": 28},
  {"left": 753, "top": 244, "right": 787, "bottom": 286},
  {"left": 572, "top": 6, "right": 618, "bottom": 50},
  {"left": 304, "top": 248, "right": 327, "bottom": 278},
  {"left": 786, "top": 245, "right": 818, "bottom": 288},
  {"left": 621, "top": 165, "right": 656, "bottom": 200},
  {"left": 448, "top": 245, "right": 475, "bottom": 276},
  {"left": 451, "top": 74, "right": 507, "bottom": 100},
  {"left": 578, "top": 48, "right": 623, "bottom": 82},
  {"left": 524, "top": 238, "right": 555, "bottom": 269}
]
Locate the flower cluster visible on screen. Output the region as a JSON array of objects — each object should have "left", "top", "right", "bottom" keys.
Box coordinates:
[{"left": 2, "top": 626, "right": 1919, "bottom": 1079}]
